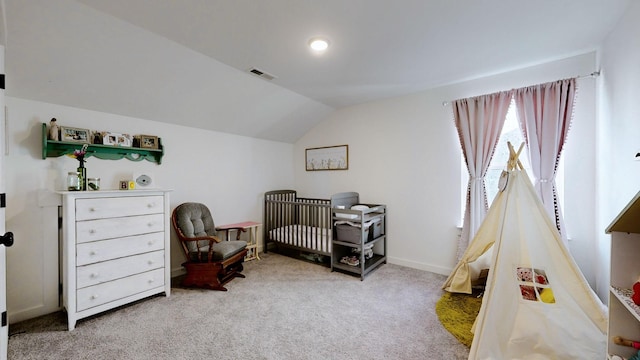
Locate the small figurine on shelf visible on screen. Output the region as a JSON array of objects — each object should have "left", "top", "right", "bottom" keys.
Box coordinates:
[
  {"left": 612, "top": 336, "right": 640, "bottom": 360},
  {"left": 48, "top": 118, "right": 59, "bottom": 141},
  {"left": 632, "top": 280, "right": 640, "bottom": 306},
  {"left": 614, "top": 335, "right": 640, "bottom": 349},
  {"left": 92, "top": 131, "right": 103, "bottom": 145}
]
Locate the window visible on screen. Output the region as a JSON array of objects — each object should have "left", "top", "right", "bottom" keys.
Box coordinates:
[
  {"left": 484, "top": 100, "right": 531, "bottom": 203},
  {"left": 459, "top": 100, "right": 564, "bottom": 221},
  {"left": 460, "top": 101, "right": 528, "bottom": 219}
]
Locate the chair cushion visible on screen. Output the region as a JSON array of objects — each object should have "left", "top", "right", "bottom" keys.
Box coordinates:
[
  {"left": 175, "top": 203, "right": 217, "bottom": 238},
  {"left": 188, "top": 240, "right": 247, "bottom": 262}
]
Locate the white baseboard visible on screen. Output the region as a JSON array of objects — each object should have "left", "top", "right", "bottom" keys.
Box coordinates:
[
  {"left": 171, "top": 252, "right": 449, "bottom": 278},
  {"left": 9, "top": 304, "right": 61, "bottom": 325},
  {"left": 387, "top": 256, "right": 452, "bottom": 276}
]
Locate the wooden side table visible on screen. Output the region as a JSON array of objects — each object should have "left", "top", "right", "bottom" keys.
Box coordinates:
[{"left": 216, "top": 221, "right": 261, "bottom": 261}]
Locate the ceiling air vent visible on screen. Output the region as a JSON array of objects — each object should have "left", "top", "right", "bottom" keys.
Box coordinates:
[{"left": 249, "top": 68, "right": 276, "bottom": 81}]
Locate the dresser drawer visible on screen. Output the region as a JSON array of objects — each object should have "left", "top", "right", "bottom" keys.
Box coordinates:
[
  {"left": 77, "top": 232, "right": 164, "bottom": 266},
  {"left": 76, "top": 213, "right": 164, "bottom": 243},
  {"left": 77, "top": 250, "right": 165, "bottom": 289},
  {"left": 76, "top": 268, "right": 165, "bottom": 311},
  {"left": 75, "top": 196, "right": 164, "bottom": 221}
]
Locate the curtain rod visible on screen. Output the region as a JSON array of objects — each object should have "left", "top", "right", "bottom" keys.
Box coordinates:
[
  {"left": 441, "top": 70, "right": 600, "bottom": 106},
  {"left": 577, "top": 70, "right": 600, "bottom": 79}
]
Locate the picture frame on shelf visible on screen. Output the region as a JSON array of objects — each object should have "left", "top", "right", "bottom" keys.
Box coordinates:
[
  {"left": 103, "top": 132, "right": 119, "bottom": 146},
  {"left": 139, "top": 135, "right": 159, "bottom": 149},
  {"left": 103, "top": 132, "right": 133, "bottom": 147},
  {"left": 117, "top": 134, "right": 133, "bottom": 147},
  {"left": 60, "top": 127, "right": 90, "bottom": 143}
]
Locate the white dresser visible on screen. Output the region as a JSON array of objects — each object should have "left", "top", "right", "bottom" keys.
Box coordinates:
[{"left": 60, "top": 190, "right": 171, "bottom": 330}]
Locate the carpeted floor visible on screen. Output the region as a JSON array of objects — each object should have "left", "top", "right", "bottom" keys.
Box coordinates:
[{"left": 8, "top": 253, "right": 470, "bottom": 360}]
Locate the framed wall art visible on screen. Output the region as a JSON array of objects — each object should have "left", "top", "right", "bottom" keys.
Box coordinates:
[
  {"left": 305, "top": 145, "right": 348, "bottom": 171},
  {"left": 60, "top": 126, "right": 90, "bottom": 143}
]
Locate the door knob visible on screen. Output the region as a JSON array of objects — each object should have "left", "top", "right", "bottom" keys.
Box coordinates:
[{"left": 0, "top": 232, "right": 13, "bottom": 247}]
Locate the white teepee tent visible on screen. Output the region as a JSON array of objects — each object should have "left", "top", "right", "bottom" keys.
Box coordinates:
[{"left": 443, "top": 143, "right": 607, "bottom": 360}]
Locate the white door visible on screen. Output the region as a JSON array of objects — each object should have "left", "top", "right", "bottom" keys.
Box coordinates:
[
  {"left": 0, "top": 237, "right": 7, "bottom": 360},
  {"left": 0, "top": 44, "right": 9, "bottom": 360}
]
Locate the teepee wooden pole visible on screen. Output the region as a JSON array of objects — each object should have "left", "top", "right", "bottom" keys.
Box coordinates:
[{"left": 506, "top": 142, "right": 524, "bottom": 171}]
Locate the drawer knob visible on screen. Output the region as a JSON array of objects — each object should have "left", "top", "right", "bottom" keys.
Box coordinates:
[
  {"left": 90, "top": 273, "right": 98, "bottom": 278},
  {"left": 89, "top": 229, "right": 96, "bottom": 234},
  {"left": 148, "top": 260, "right": 154, "bottom": 265},
  {"left": 89, "top": 207, "right": 96, "bottom": 212},
  {"left": 148, "top": 279, "right": 155, "bottom": 283},
  {"left": 147, "top": 240, "right": 154, "bottom": 246},
  {"left": 89, "top": 251, "right": 97, "bottom": 256},
  {"left": 147, "top": 203, "right": 155, "bottom": 208},
  {"left": 90, "top": 295, "right": 98, "bottom": 300},
  {"left": 147, "top": 222, "right": 154, "bottom": 227}
]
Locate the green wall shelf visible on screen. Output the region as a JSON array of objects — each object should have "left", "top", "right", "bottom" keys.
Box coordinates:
[{"left": 42, "top": 123, "right": 164, "bottom": 164}]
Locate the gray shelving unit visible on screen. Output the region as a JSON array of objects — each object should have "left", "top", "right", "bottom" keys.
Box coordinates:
[{"left": 331, "top": 204, "right": 386, "bottom": 280}]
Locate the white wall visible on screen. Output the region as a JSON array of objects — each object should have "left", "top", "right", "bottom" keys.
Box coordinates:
[
  {"left": 294, "top": 53, "right": 599, "bottom": 284},
  {"left": 595, "top": 1, "right": 640, "bottom": 301},
  {"left": 5, "top": 96, "right": 294, "bottom": 323}
]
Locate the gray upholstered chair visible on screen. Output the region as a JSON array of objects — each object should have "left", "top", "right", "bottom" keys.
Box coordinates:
[{"left": 171, "top": 202, "right": 248, "bottom": 291}]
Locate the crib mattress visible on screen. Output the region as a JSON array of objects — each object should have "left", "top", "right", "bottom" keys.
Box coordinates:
[{"left": 268, "top": 225, "right": 332, "bottom": 253}]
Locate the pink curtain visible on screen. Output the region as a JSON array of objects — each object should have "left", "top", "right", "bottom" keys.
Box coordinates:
[
  {"left": 453, "top": 90, "right": 513, "bottom": 260},
  {"left": 514, "top": 78, "right": 576, "bottom": 244}
]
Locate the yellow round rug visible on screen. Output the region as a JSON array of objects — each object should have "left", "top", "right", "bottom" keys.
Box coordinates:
[{"left": 435, "top": 291, "right": 483, "bottom": 347}]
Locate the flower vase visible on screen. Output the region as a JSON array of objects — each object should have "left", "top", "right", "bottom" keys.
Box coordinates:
[{"left": 77, "top": 166, "right": 87, "bottom": 191}]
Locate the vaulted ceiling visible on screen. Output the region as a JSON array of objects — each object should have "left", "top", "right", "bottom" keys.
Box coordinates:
[{"left": 3, "top": 0, "right": 630, "bottom": 143}]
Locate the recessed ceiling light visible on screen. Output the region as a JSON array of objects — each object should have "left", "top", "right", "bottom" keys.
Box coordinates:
[{"left": 309, "top": 37, "right": 329, "bottom": 52}]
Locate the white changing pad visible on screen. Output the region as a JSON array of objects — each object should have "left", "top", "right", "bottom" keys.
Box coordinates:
[
  {"left": 334, "top": 204, "right": 372, "bottom": 220},
  {"left": 350, "top": 205, "right": 369, "bottom": 211},
  {"left": 334, "top": 217, "right": 380, "bottom": 228},
  {"left": 334, "top": 213, "right": 359, "bottom": 220}
]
